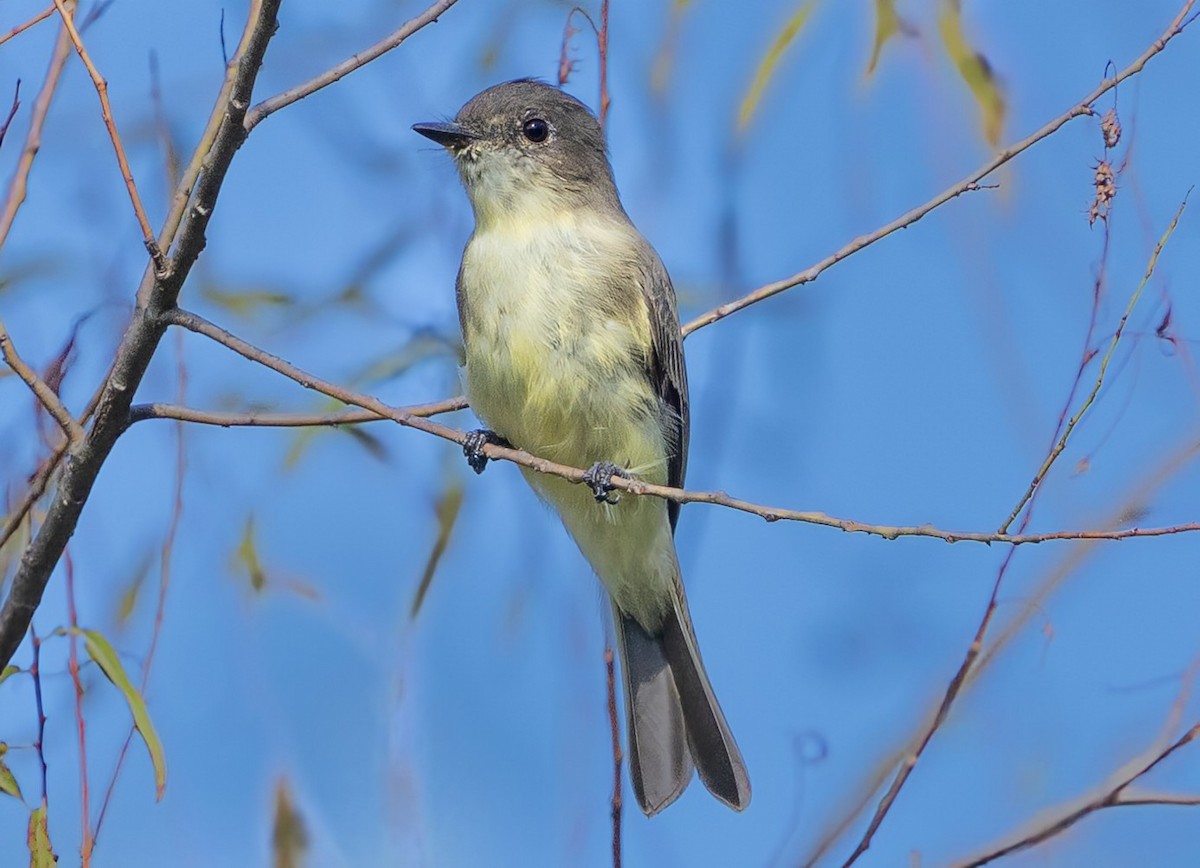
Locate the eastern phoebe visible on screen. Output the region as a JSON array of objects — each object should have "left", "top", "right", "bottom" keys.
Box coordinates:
[{"left": 414, "top": 79, "right": 749, "bottom": 815}]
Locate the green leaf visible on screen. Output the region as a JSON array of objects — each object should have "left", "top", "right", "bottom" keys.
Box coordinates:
[
  {"left": 27, "top": 802, "right": 56, "bottom": 867},
  {"left": 737, "top": 0, "right": 819, "bottom": 133},
  {"left": 0, "top": 665, "right": 20, "bottom": 686},
  {"left": 0, "top": 743, "right": 22, "bottom": 801},
  {"left": 200, "top": 283, "right": 295, "bottom": 320},
  {"left": 81, "top": 629, "right": 167, "bottom": 800},
  {"left": 939, "top": 0, "right": 1006, "bottom": 145}
]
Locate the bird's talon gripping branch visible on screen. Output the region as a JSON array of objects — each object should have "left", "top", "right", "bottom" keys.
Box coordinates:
[
  {"left": 463, "top": 429, "right": 508, "bottom": 474},
  {"left": 583, "top": 461, "right": 630, "bottom": 505}
]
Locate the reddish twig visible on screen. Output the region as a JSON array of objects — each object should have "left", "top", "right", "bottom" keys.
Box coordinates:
[
  {"left": 0, "top": 16, "right": 71, "bottom": 253},
  {"left": 557, "top": 1, "right": 611, "bottom": 129},
  {"left": 50, "top": 0, "right": 162, "bottom": 267},
  {"left": 0, "top": 5, "right": 54, "bottom": 47}
]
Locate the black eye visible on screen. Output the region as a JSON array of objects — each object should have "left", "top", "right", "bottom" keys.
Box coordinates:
[{"left": 522, "top": 118, "right": 550, "bottom": 143}]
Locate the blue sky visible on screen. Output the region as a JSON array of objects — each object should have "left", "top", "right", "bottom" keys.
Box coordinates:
[{"left": 1, "top": 0, "right": 1199, "bottom": 865}]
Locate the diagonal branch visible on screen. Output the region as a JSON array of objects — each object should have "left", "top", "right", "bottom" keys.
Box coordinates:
[
  {"left": 50, "top": 0, "right": 162, "bottom": 266},
  {"left": 165, "top": 309, "right": 1200, "bottom": 548},
  {"left": 0, "top": 0, "right": 283, "bottom": 672},
  {"left": 0, "top": 320, "right": 84, "bottom": 443},
  {"left": 681, "top": 0, "right": 1197, "bottom": 338},
  {"left": 243, "top": 0, "right": 462, "bottom": 132}
]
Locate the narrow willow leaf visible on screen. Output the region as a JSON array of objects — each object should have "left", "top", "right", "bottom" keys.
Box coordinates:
[
  {"left": 234, "top": 516, "right": 268, "bottom": 592},
  {"left": 81, "top": 629, "right": 167, "bottom": 799},
  {"left": 0, "top": 665, "right": 19, "bottom": 685},
  {"left": 410, "top": 481, "right": 465, "bottom": 620},
  {"left": 737, "top": 0, "right": 819, "bottom": 133},
  {"left": 866, "top": 0, "right": 913, "bottom": 75},
  {"left": 939, "top": 0, "right": 1006, "bottom": 145},
  {"left": 200, "top": 284, "right": 295, "bottom": 319},
  {"left": 27, "top": 802, "right": 56, "bottom": 867}
]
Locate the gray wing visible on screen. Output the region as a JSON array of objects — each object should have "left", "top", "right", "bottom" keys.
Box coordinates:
[{"left": 638, "top": 241, "right": 689, "bottom": 531}]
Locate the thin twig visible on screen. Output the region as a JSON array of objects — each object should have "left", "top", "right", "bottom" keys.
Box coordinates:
[
  {"left": 165, "top": 308, "right": 1200, "bottom": 547},
  {"left": 0, "top": 5, "right": 54, "bottom": 47},
  {"left": 0, "top": 81, "right": 20, "bottom": 149},
  {"left": 682, "top": 0, "right": 1197, "bottom": 337},
  {"left": 243, "top": 0, "right": 462, "bottom": 132},
  {"left": 998, "top": 194, "right": 1190, "bottom": 532},
  {"left": 0, "top": 321, "right": 85, "bottom": 443},
  {"left": 839, "top": 194, "right": 1192, "bottom": 868},
  {"left": 605, "top": 646, "right": 622, "bottom": 868},
  {"left": 63, "top": 550, "right": 93, "bottom": 865},
  {"left": 0, "top": 13, "right": 72, "bottom": 253},
  {"left": 50, "top": 0, "right": 163, "bottom": 267},
  {"left": 127, "top": 399, "right": 467, "bottom": 428},
  {"left": 0, "top": 0, "right": 283, "bottom": 673}
]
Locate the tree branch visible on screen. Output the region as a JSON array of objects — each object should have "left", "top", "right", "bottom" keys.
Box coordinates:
[
  {"left": 243, "top": 0, "right": 462, "bottom": 132},
  {"left": 0, "top": 0, "right": 283, "bottom": 672},
  {"left": 0, "top": 321, "right": 85, "bottom": 443},
  {"left": 165, "top": 308, "right": 1200, "bottom": 548},
  {"left": 128, "top": 399, "right": 467, "bottom": 428},
  {"left": 681, "top": 0, "right": 1197, "bottom": 338}
]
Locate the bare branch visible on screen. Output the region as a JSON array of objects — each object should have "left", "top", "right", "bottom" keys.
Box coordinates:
[
  {"left": 682, "top": 0, "right": 1198, "bottom": 337},
  {"left": 50, "top": 0, "right": 162, "bottom": 267},
  {"left": 166, "top": 309, "right": 1200, "bottom": 548},
  {"left": 128, "top": 399, "right": 466, "bottom": 428},
  {"left": 0, "top": 321, "right": 84, "bottom": 443},
  {"left": 0, "top": 5, "right": 54, "bottom": 48},
  {"left": 0, "top": 17, "right": 72, "bottom": 253},
  {"left": 998, "top": 193, "right": 1190, "bottom": 532},
  {"left": 243, "top": 0, "right": 463, "bottom": 132},
  {"left": 0, "top": 0, "right": 284, "bottom": 672}
]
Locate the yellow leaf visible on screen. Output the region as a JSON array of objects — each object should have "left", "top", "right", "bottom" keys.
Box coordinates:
[
  {"left": 234, "top": 516, "right": 268, "bottom": 592},
  {"left": 82, "top": 629, "right": 168, "bottom": 799},
  {"left": 409, "top": 480, "right": 464, "bottom": 620},
  {"left": 272, "top": 779, "right": 309, "bottom": 868},
  {"left": 0, "top": 743, "right": 22, "bottom": 801},
  {"left": 939, "top": 0, "right": 1006, "bottom": 145},
  {"left": 738, "top": 0, "right": 819, "bottom": 133},
  {"left": 866, "top": 0, "right": 914, "bottom": 76},
  {"left": 27, "top": 802, "right": 56, "bottom": 867}
]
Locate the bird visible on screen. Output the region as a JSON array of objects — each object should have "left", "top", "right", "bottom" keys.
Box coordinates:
[{"left": 413, "top": 78, "right": 749, "bottom": 815}]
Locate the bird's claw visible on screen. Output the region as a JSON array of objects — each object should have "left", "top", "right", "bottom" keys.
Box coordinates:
[
  {"left": 463, "top": 429, "right": 508, "bottom": 474},
  {"left": 583, "top": 461, "right": 629, "bottom": 505}
]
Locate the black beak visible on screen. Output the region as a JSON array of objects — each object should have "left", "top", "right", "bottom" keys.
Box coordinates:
[{"left": 411, "top": 121, "right": 476, "bottom": 149}]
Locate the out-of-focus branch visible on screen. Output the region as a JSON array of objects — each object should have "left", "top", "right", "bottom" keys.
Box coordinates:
[
  {"left": 0, "top": 321, "right": 84, "bottom": 443},
  {"left": 957, "top": 723, "right": 1200, "bottom": 866},
  {"left": 50, "top": 0, "right": 161, "bottom": 265},
  {"left": 243, "top": 0, "right": 462, "bottom": 132},
  {"left": 681, "top": 0, "right": 1197, "bottom": 337},
  {"left": 0, "top": 0, "right": 283, "bottom": 672},
  {"left": 0, "top": 5, "right": 54, "bottom": 47},
  {"left": 128, "top": 399, "right": 467, "bottom": 428},
  {"left": 165, "top": 308, "right": 1200, "bottom": 548},
  {"left": 0, "top": 12, "right": 72, "bottom": 252}
]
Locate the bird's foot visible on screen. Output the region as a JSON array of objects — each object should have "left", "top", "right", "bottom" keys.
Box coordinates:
[
  {"left": 582, "top": 461, "right": 630, "bottom": 505},
  {"left": 463, "top": 429, "right": 509, "bottom": 474}
]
